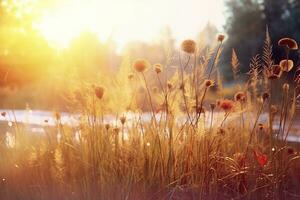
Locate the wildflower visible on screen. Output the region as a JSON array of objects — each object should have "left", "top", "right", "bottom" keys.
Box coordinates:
[
  {"left": 283, "top": 83, "right": 289, "bottom": 93},
  {"left": 133, "top": 59, "right": 150, "bottom": 72},
  {"left": 234, "top": 91, "right": 246, "bottom": 102},
  {"left": 120, "top": 116, "right": 126, "bottom": 125},
  {"left": 279, "top": 60, "right": 294, "bottom": 72},
  {"left": 95, "top": 86, "right": 105, "bottom": 100},
  {"left": 253, "top": 149, "right": 268, "bottom": 167},
  {"left": 128, "top": 73, "right": 134, "bottom": 80},
  {"left": 154, "top": 63, "right": 162, "bottom": 74},
  {"left": 204, "top": 79, "right": 214, "bottom": 88},
  {"left": 262, "top": 92, "right": 270, "bottom": 102},
  {"left": 210, "top": 103, "right": 216, "bottom": 110},
  {"left": 105, "top": 124, "right": 110, "bottom": 130},
  {"left": 278, "top": 38, "right": 298, "bottom": 50},
  {"left": 266, "top": 65, "right": 282, "bottom": 79},
  {"left": 1, "top": 112, "right": 6, "bottom": 117},
  {"left": 179, "top": 83, "right": 185, "bottom": 91},
  {"left": 181, "top": 39, "right": 196, "bottom": 54},
  {"left": 219, "top": 99, "right": 234, "bottom": 112},
  {"left": 217, "top": 34, "right": 225, "bottom": 42}
]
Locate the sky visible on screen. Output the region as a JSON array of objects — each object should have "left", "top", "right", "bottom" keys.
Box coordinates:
[{"left": 35, "top": 0, "right": 226, "bottom": 49}]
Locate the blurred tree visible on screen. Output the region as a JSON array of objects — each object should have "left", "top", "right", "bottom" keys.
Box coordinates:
[{"left": 224, "top": 0, "right": 300, "bottom": 80}]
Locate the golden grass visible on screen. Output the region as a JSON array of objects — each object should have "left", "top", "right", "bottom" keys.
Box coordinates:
[{"left": 1, "top": 33, "right": 300, "bottom": 200}]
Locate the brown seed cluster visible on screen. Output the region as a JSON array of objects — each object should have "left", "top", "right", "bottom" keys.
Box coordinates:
[{"left": 181, "top": 39, "right": 196, "bottom": 54}]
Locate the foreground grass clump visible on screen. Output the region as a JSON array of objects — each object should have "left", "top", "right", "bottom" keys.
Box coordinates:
[{"left": 1, "top": 32, "right": 300, "bottom": 200}]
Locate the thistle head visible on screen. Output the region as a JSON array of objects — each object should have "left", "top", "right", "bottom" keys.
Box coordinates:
[
  {"left": 181, "top": 39, "right": 196, "bottom": 54},
  {"left": 133, "top": 59, "right": 150, "bottom": 73}
]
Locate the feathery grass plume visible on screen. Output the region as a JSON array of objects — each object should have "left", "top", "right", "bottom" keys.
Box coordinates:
[
  {"left": 231, "top": 49, "right": 240, "bottom": 79},
  {"left": 249, "top": 55, "right": 261, "bottom": 100},
  {"left": 266, "top": 65, "right": 282, "bottom": 79},
  {"left": 181, "top": 39, "right": 196, "bottom": 54},
  {"left": 154, "top": 63, "right": 162, "bottom": 74},
  {"left": 278, "top": 38, "right": 298, "bottom": 50},
  {"left": 95, "top": 86, "right": 105, "bottom": 100},
  {"left": 133, "top": 58, "right": 150, "bottom": 72},
  {"left": 279, "top": 59, "right": 294, "bottom": 72},
  {"left": 263, "top": 27, "right": 273, "bottom": 69}
]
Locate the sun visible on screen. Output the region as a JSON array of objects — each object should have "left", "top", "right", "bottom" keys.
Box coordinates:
[{"left": 34, "top": 0, "right": 225, "bottom": 50}]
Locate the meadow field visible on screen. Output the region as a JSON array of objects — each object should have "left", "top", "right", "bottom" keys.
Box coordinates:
[{"left": 0, "top": 32, "right": 300, "bottom": 200}]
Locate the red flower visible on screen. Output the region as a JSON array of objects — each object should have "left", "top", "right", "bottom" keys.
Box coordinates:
[{"left": 254, "top": 150, "right": 267, "bottom": 167}]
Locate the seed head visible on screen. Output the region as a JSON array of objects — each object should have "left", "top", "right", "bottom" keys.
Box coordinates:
[
  {"left": 217, "top": 34, "right": 225, "bottom": 42},
  {"left": 262, "top": 92, "right": 270, "bottom": 102},
  {"left": 278, "top": 38, "right": 298, "bottom": 50},
  {"left": 234, "top": 91, "right": 246, "bottom": 102},
  {"left": 133, "top": 59, "right": 150, "bottom": 72},
  {"left": 120, "top": 116, "right": 126, "bottom": 125},
  {"left": 95, "top": 86, "right": 105, "bottom": 100},
  {"left": 1, "top": 112, "right": 6, "bottom": 117},
  {"left": 279, "top": 60, "right": 294, "bottom": 72},
  {"left": 210, "top": 103, "right": 216, "bottom": 110},
  {"left": 105, "top": 124, "right": 110, "bottom": 130},
  {"left": 219, "top": 99, "right": 234, "bottom": 112},
  {"left": 181, "top": 39, "right": 196, "bottom": 54},
  {"left": 266, "top": 65, "right": 282, "bottom": 80},
  {"left": 128, "top": 73, "right": 134, "bottom": 80},
  {"left": 204, "top": 79, "right": 214, "bottom": 88},
  {"left": 154, "top": 63, "right": 162, "bottom": 74}
]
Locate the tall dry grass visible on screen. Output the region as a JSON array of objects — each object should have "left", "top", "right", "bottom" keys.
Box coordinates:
[{"left": 0, "top": 31, "right": 300, "bottom": 200}]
